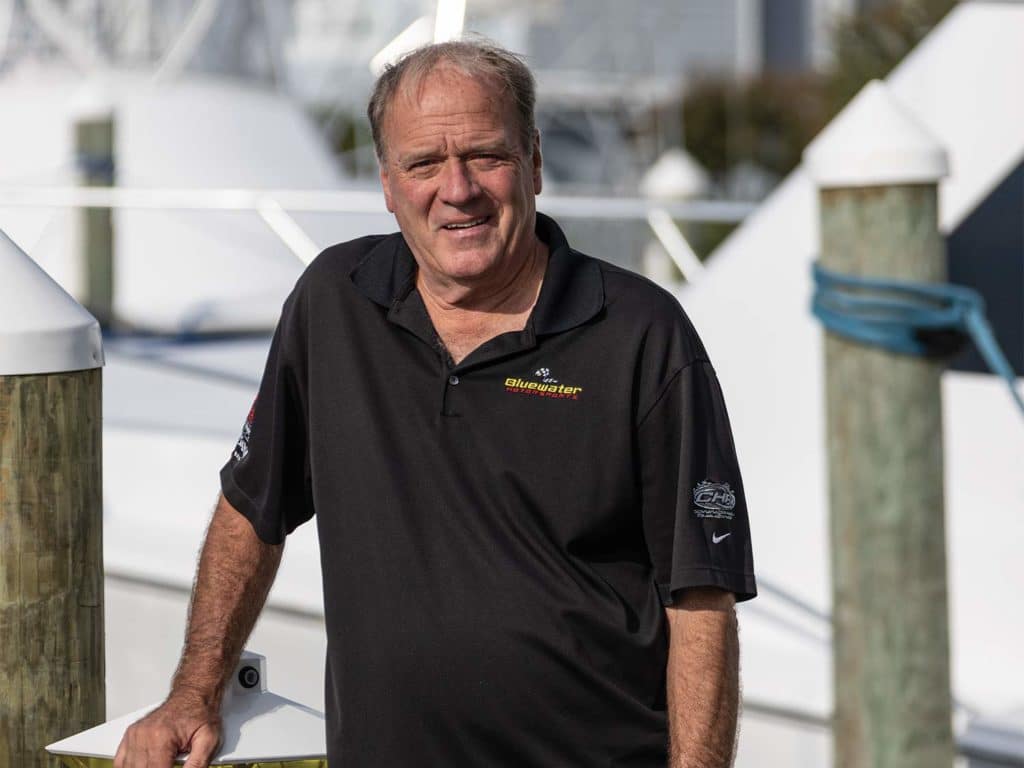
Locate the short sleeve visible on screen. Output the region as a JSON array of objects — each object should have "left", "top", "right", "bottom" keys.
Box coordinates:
[
  {"left": 220, "top": 290, "right": 314, "bottom": 544},
  {"left": 638, "top": 360, "right": 756, "bottom": 605}
]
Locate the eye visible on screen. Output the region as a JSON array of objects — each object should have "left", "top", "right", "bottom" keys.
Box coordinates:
[
  {"left": 404, "top": 157, "right": 441, "bottom": 173},
  {"left": 469, "top": 153, "right": 505, "bottom": 165}
]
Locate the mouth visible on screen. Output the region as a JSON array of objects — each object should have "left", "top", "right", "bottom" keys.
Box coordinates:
[{"left": 441, "top": 216, "right": 490, "bottom": 231}]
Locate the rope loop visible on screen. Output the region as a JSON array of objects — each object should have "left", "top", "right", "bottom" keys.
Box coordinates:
[{"left": 811, "top": 262, "right": 1024, "bottom": 416}]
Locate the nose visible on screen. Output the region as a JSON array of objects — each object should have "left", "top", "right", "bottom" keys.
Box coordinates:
[{"left": 438, "top": 158, "right": 479, "bottom": 205}]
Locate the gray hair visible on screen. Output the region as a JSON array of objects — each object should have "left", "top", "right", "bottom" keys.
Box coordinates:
[{"left": 367, "top": 39, "right": 537, "bottom": 163}]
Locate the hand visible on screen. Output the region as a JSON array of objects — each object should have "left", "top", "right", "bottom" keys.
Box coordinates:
[{"left": 113, "top": 690, "right": 222, "bottom": 768}]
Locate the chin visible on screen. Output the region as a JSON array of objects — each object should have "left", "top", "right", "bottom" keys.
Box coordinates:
[
  {"left": 445, "top": 255, "right": 503, "bottom": 281},
  {"left": 432, "top": 246, "right": 504, "bottom": 279}
]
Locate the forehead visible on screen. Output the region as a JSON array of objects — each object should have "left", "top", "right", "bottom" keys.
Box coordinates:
[{"left": 384, "top": 66, "right": 516, "bottom": 150}]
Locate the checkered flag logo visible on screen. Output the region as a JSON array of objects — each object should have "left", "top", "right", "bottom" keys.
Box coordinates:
[{"left": 534, "top": 367, "right": 558, "bottom": 383}]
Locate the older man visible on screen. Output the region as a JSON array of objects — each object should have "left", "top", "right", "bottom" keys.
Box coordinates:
[{"left": 115, "top": 41, "right": 755, "bottom": 768}]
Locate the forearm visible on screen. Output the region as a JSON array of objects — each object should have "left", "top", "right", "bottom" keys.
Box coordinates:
[
  {"left": 665, "top": 588, "right": 739, "bottom": 768},
  {"left": 170, "top": 493, "right": 283, "bottom": 709}
]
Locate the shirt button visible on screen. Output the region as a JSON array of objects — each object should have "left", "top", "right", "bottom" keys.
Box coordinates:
[{"left": 448, "top": 374, "right": 460, "bottom": 386}]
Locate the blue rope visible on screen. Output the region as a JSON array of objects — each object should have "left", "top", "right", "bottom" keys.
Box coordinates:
[{"left": 811, "top": 262, "right": 1024, "bottom": 416}]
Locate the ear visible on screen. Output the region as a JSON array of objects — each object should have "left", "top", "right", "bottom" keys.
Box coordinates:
[
  {"left": 531, "top": 130, "right": 543, "bottom": 195},
  {"left": 379, "top": 163, "right": 396, "bottom": 213}
]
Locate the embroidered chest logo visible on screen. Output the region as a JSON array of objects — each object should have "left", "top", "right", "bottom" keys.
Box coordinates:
[
  {"left": 504, "top": 367, "right": 584, "bottom": 400},
  {"left": 692, "top": 480, "right": 736, "bottom": 520}
]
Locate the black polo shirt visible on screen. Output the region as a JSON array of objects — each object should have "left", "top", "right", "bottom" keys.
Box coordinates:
[{"left": 221, "top": 213, "right": 756, "bottom": 767}]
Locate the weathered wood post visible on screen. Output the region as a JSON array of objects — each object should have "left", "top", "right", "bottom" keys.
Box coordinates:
[
  {"left": 0, "top": 230, "right": 105, "bottom": 767},
  {"left": 73, "top": 84, "right": 116, "bottom": 328},
  {"left": 804, "top": 80, "right": 955, "bottom": 768}
]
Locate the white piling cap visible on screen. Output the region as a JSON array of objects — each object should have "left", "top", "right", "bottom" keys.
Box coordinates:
[
  {"left": 47, "top": 651, "right": 327, "bottom": 765},
  {"left": 69, "top": 76, "right": 116, "bottom": 122},
  {"left": 804, "top": 79, "right": 949, "bottom": 188},
  {"left": 640, "top": 147, "right": 709, "bottom": 200},
  {"left": 0, "top": 230, "right": 103, "bottom": 375}
]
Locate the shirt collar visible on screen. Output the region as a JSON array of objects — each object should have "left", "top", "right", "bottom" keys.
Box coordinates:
[
  {"left": 350, "top": 211, "right": 605, "bottom": 335},
  {"left": 529, "top": 213, "right": 605, "bottom": 335}
]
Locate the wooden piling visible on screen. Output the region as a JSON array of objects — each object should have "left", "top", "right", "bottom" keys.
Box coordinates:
[
  {"left": 75, "top": 109, "right": 115, "bottom": 328},
  {"left": 0, "top": 231, "right": 105, "bottom": 767},
  {"left": 806, "top": 81, "right": 955, "bottom": 768},
  {"left": 0, "top": 372, "right": 104, "bottom": 768}
]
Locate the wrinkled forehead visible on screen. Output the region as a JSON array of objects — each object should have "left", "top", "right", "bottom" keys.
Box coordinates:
[
  {"left": 381, "top": 63, "right": 518, "bottom": 149},
  {"left": 398, "top": 63, "right": 511, "bottom": 117}
]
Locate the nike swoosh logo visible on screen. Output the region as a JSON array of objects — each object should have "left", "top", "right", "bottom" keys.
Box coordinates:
[{"left": 712, "top": 532, "right": 731, "bottom": 544}]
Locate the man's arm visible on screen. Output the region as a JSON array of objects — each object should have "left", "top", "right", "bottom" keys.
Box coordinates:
[
  {"left": 665, "top": 586, "right": 740, "bottom": 768},
  {"left": 114, "top": 494, "right": 283, "bottom": 768}
]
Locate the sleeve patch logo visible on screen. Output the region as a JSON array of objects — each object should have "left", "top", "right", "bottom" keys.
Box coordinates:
[
  {"left": 232, "top": 399, "right": 256, "bottom": 461},
  {"left": 693, "top": 480, "right": 736, "bottom": 520}
]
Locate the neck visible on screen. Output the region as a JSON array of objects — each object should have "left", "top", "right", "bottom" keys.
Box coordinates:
[
  {"left": 416, "top": 236, "right": 549, "bottom": 320},
  {"left": 416, "top": 237, "right": 550, "bottom": 364}
]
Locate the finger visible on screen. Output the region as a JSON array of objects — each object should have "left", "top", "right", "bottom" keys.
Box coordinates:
[
  {"left": 144, "top": 739, "right": 179, "bottom": 768},
  {"left": 182, "top": 723, "right": 221, "bottom": 768},
  {"left": 121, "top": 724, "right": 148, "bottom": 768},
  {"left": 120, "top": 726, "right": 143, "bottom": 768},
  {"left": 113, "top": 735, "right": 127, "bottom": 768}
]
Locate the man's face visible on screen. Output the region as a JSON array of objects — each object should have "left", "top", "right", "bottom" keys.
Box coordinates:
[{"left": 379, "top": 66, "right": 542, "bottom": 289}]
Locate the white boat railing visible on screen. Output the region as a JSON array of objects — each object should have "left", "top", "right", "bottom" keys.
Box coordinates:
[{"left": 0, "top": 185, "right": 756, "bottom": 279}]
